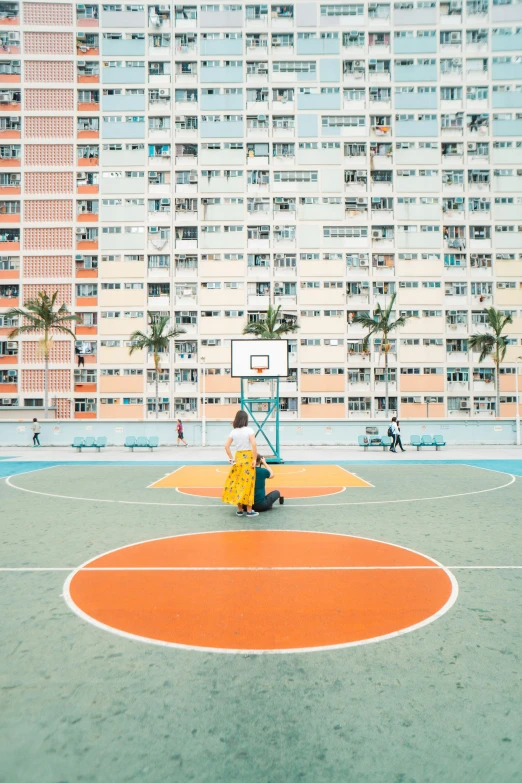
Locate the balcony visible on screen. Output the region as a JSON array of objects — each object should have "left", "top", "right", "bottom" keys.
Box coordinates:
[
  {"left": 77, "top": 120, "right": 99, "bottom": 139},
  {"left": 0, "top": 148, "right": 19, "bottom": 168}
]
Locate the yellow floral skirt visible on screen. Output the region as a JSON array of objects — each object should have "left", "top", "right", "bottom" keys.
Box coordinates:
[{"left": 222, "top": 450, "right": 255, "bottom": 507}]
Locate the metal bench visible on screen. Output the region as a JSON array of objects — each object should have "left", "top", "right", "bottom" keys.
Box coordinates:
[
  {"left": 72, "top": 436, "right": 107, "bottom": 453},
  {"left": 358, "top": 435, "right": 393, "bottom": 452}
]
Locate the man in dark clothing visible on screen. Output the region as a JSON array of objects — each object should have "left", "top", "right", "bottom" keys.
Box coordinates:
[{"left": 244, "top": 455, "right": 284, "bottom": 512}]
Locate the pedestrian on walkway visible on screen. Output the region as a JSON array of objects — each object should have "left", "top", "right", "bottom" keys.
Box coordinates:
[
  {"left": 176, "top": 418, "right": 188, "bottom": 447},
  {"left": 388, "top": 416, "right": 399, "bottom": 453},
  {"left": 31, "top": 417, "right": 41, "bottom": 448},
  {"left": 395, "top": 419, "right": 406, "bottom": 452}
]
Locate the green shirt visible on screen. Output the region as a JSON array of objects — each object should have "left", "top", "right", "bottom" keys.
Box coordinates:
[{"left": 254, "top": 467, "right": 270, "bottom": 505}]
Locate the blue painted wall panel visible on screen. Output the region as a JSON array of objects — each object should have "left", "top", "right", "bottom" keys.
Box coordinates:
[
  {"left": 319, "top": 58, "right": 340, "bottom": 83},
  {"left": 297, "top": 114, "right": 319, "bottom": 137}
]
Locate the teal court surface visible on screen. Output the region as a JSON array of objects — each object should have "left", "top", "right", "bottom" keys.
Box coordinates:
[{"left": 1, "top": 459, "right": 521, "bottom": 783}]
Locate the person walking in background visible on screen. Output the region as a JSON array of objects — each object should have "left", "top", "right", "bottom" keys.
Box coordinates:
[
  {"left": 389, "top": 416, "right": 399, "bottom": 453},
  {"left": 31, "top": 417, "right": 41, "bottom": 448},
  {"left": 246, "top": 455, "right": 284, "bottom": 513},
  {"left": 176, "top": 418, "right": 188, "bottom": 447},
  {"left": 222, "top": 410, "right": 258, "bottom": 518},
  {"left": 395, "top": 419, "right": 406, "bottom": 452}
]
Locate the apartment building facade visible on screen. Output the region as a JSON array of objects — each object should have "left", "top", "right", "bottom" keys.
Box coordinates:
[{"left": 0, "top": 0, "right": 521, "bottom": 421}]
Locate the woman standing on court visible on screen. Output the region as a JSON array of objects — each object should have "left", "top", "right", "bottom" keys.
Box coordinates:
[{"left": 222, "top": 410, "right": 259, "bottom": 517}]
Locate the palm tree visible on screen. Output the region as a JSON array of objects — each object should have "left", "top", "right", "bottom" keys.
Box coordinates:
[
  {"left": 129, "top": 313, "right": 185, "bottom": 419},
  {"left": 242, "top": 304, "right": 299, "bottom": 339},
  {"left": 352, "top": 292, "right": 415, "bottom": 415},
  {"left": 469, "top": 307, "right": 513, "bottom": 417},
  {"left": 243, "top": 304, "right": 299, "bottom": 405},
  {"left": 7, "top": 291, "right": 79, "bottom": 419}
]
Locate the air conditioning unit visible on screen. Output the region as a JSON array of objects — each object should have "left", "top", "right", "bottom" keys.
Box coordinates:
[
  {"left": 149, "top": 171, "right": 158, "bottom": 178},
  {"left": 189, "top": 175, "right": 197, "bottom": 182},
  {"left": 76, "top": 228, "right": 85, "bottom": 235},
  {"left": 359, "top": 258, "right": 368, "bottom": 266},
  {"left": 149, "top": 226, "right": 160, "bottom": 233},
  {"left": 75, "top": 254, "right": 83, "bottom": 261},
  {"left": 258, "top": 114, "right": 266, "bottom": 121},
  {"left": 158, "top": 88, "right": 169, "bottom": 96},
  {"left": 160, "top": 198, "right": 170, "bottom": 205},
  {"left": 1, "top": 399, "right": 12, "bottom": 405},
  {"left": 7, "top": 369, "right": 16, "bottom": 377},
  {"left": 178, "top": 115, "right": 186, "bottom": 121},
  {"left": 460, "top": 400, "right": 469, "bottom": 409},
  {"left": 158, "top": 4, "right": 170, "bottom": 10},
  {"left": 455, "top": 197, "right": 464, "bottom": 203},
  {"left": 372, "top": 230, "right": 381, "bottom": 238},
  {"left": 0, "top": 94, "right": 10, "bottom": 103}
]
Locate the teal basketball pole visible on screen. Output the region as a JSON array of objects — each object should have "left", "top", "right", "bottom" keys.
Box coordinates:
[{"left": 240, "top": 377, "right": 283, "bottom": 464}]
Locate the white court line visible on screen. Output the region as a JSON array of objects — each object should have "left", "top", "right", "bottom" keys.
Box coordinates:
[
  {"left": 146, "top": 466, "right": 181, "bottom": 489},
  {"left": 175, "top": 486, "right": 348, "bottom": 499},
  {"left": 5, "top": 469, "right": 516, "bottom": 507},
  {"left": 62, "top": 529, "right": 459, "bottom": 655},
  {"left": 1, "top": 565, "right": 522, "bottom": 572},
  {"left": 336, "top": 464, "right": 375, "bottom": 488}
]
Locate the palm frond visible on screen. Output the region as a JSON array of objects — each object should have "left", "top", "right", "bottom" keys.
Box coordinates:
[
  {"left": 127, "top": 314, "right": 184, "bottom": 358},
  {"left": 242, "top": 304, "right": 299, "bottom": 339}
]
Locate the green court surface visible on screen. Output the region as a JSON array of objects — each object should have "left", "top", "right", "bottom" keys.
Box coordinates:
[{"left": 1, "top": 462, "right": 521, "bottom": 783}]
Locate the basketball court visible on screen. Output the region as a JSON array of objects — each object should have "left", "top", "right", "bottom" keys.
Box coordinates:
[{"left": 1, "top": 457, "right": 521, "bottom": 782}]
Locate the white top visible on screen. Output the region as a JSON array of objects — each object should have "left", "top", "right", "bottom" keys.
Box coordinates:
[
  {"left": 390, "top": 421, "right": 399, "bottom": 435},
  {"left": 229, "top": 426, "right": 254, "bottom": 452}
]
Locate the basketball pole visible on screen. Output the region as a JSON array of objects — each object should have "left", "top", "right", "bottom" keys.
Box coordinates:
[{"left": 240, "top": 376, "right": 283, "bottom": 464}]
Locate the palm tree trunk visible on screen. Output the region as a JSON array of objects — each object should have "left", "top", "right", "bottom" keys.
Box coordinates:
[
  {"left": 44, "top": 351, "right": 49, "bottom": 419},
  {"left": 384, "top": 343, "right": 389, "bottom": 416},
  {"left": 495, "top": 359, "right": 500, "bottom": 418},
  {"left": 155, "top": 355, "right": 159, "bottom": 419}
]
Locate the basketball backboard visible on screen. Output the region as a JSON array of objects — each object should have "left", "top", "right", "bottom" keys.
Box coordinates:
[{"left": 231, "top": 339, "right": 288, "bottom": 378}]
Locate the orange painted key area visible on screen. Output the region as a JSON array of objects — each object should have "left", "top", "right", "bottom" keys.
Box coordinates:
[
  {"left": 149, "top": 464, "right": 371, "bottom": 498},
  {"left": 67, "top": 531, "right": 456, "bottom": 653}
]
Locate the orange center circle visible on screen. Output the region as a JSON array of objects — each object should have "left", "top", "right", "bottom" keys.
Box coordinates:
[{"left": 66, "top": 531, "right": 457, "bottom": 653}]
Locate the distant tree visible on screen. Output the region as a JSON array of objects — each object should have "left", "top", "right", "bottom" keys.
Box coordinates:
[
  {"left": 469, "top": 307, "right": 513, "bottom": 417},
  {"left": 8, "top": 291, "right": 78, "bottom": 418},
  {"left": 353, "top": 292, "right": 415, "bottom": 415},
  {"left": 129, "top": 313, "right": 185, "bottom": 419},
  {"left": 242, "top": 304, "right": 299, "bottom": 339}
]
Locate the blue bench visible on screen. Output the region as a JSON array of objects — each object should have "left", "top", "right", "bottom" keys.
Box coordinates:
[
  {"left": 410, "top": 434, "right": 446, "bottom": 451},
  {"left": 124, "top": 436, "right": 159, "bottom": 452},
  {"left": 358, "top": 434, "right": 393, "bottom": 452},
  {"left": 72, "top": 436, "right": 107, "bottom": 453}
]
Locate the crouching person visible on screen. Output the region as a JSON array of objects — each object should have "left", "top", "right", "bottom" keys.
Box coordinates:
[{"left": 249, "top": 455, "right": 284, "bottom": 512}]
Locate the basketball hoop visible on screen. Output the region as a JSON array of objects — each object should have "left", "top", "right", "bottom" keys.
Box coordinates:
[
  {"left": 250, "top": 355, "right": 269, "bottom": 375},
  {"left": 230, "top": 340, "right": 288, "bottom": 464}
]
